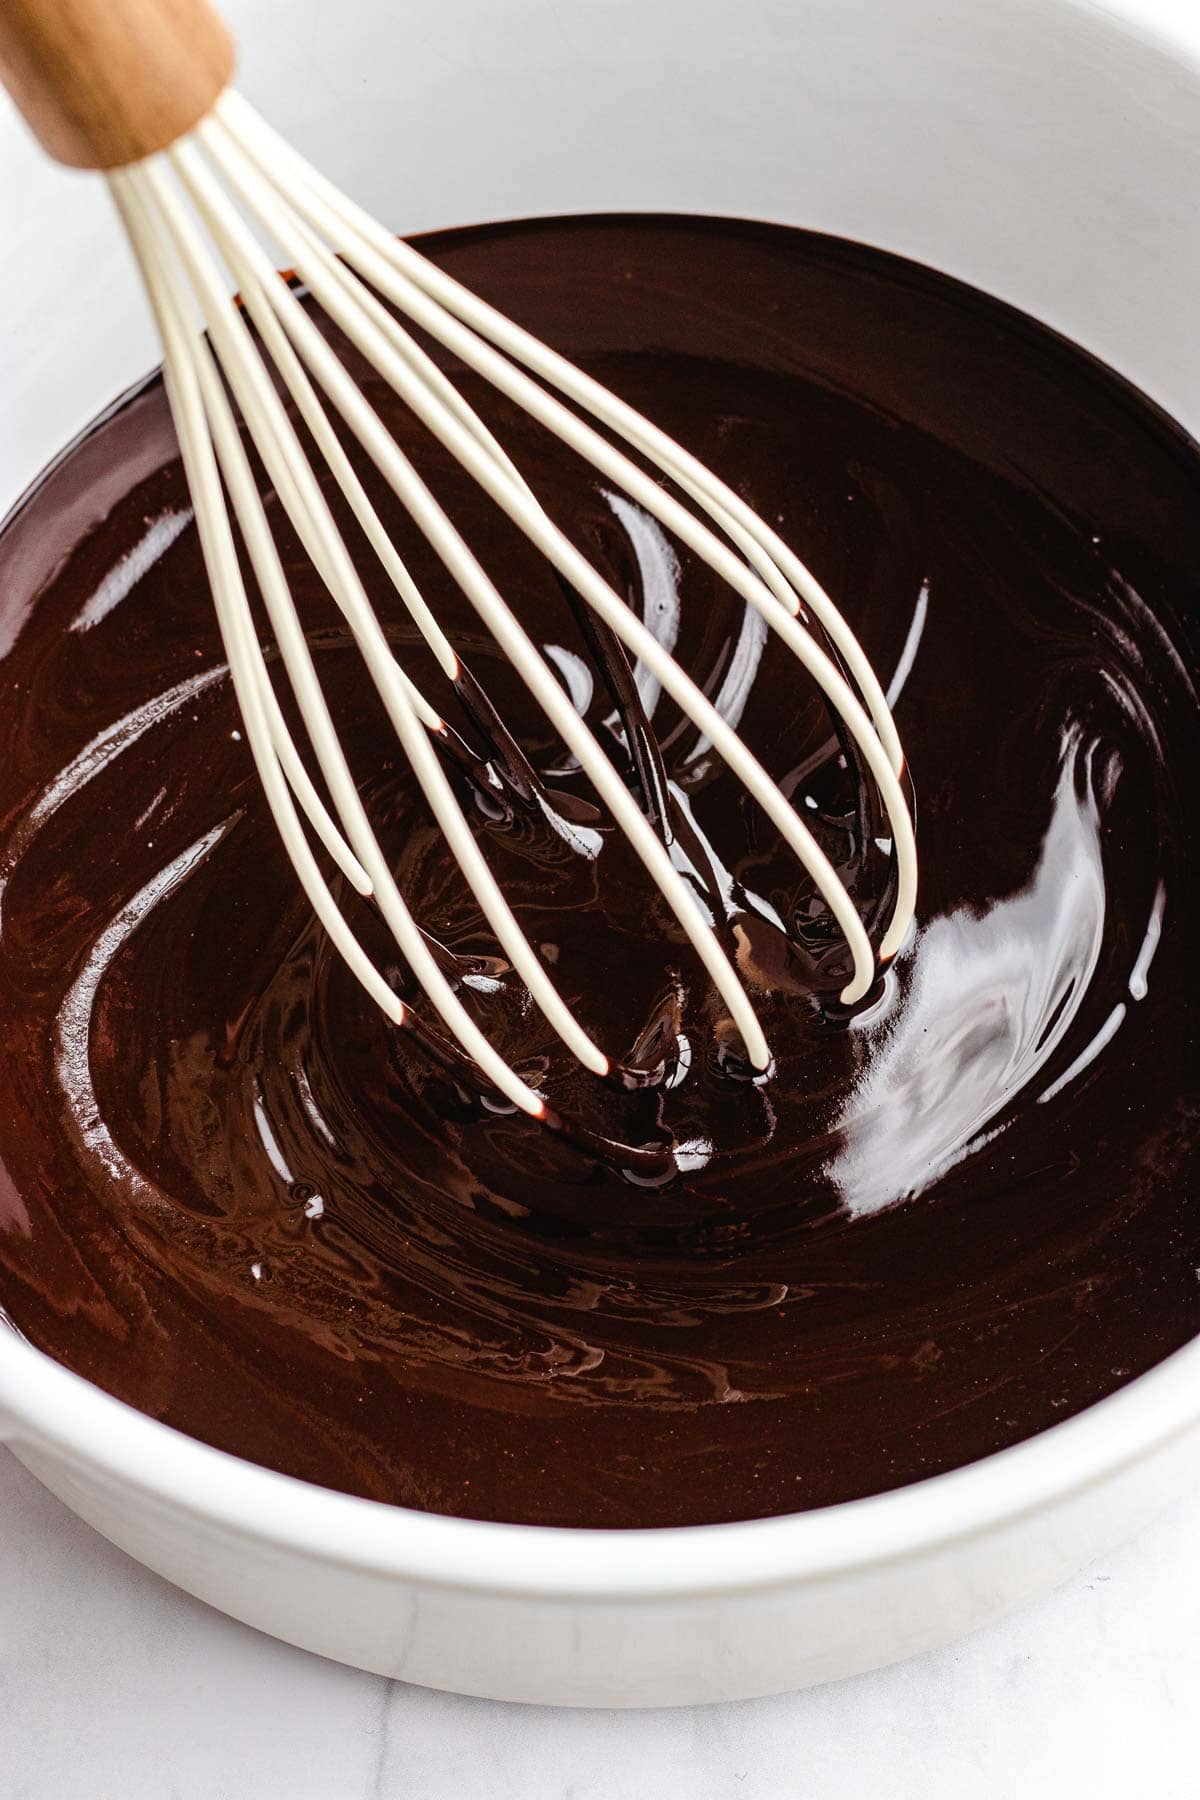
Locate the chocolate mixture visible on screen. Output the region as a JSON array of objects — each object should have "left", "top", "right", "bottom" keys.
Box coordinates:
[{"left": 0, "top": 217, "right": 1198, "bottom": 1528}]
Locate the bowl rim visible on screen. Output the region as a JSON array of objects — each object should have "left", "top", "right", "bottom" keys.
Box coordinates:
[{"left": 3, "top": 1323, "right": 1199, "bottom": 1600}]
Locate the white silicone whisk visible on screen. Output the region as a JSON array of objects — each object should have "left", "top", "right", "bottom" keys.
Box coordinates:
[{"left": 0, "top": 0, "right": 917, "bottom": 1119}]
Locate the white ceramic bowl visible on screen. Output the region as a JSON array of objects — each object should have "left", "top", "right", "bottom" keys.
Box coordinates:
[{"left": 2, "top": 0, "right": 1199, "bottom": 1709}]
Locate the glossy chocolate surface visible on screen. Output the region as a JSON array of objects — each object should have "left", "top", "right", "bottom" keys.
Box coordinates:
[{"left": 0, "top": 216, "right": 1197, "bottom": 1527}]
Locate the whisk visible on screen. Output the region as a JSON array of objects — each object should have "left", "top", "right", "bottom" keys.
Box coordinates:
[{"left": 0, "top": 0, "right": 917, "bottom": 1122}]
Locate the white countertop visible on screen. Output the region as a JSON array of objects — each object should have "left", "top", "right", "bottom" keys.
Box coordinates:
[{"left": 2, "top": 1444, "right": 1199, "bottom": 1798}]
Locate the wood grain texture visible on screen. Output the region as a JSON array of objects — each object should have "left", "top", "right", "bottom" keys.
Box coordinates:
[{"left": 0, "top": 0, "right": 235, "bottom": 169}]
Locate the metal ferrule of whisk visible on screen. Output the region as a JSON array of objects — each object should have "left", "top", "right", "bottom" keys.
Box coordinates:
[{"left": 102, "top": 93, "right": 916, "bottom": 1119}]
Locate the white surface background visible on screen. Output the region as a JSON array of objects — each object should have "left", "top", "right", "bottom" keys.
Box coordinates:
[
  {"left": 3, "top": 1449, "right": 1200, "bottom": 1798},
  {"left": 4, "top": 0, "right": 1200, "bottom": 1791}
]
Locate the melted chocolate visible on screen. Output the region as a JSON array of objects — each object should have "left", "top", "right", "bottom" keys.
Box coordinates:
[{"left": 1, "top": 217, "right": 1198, "bottom": 1528}]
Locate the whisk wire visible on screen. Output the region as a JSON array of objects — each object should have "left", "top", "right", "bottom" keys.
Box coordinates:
[
  {"left": 106, "top": 91, "right": 919, "bottom": 1116},
  {"left": 153, "top": 147, "right": 778, "bottom": 1078},
  {"left": 219, "top": 93, "right": 907, "bottom": 790},
  {"left": 198, "top": 100, "right": 916, "bottom": 968},
  {"left": 110, "top": 175, "right": 410, "bottom": 1027},
  {"left": 189, "top": 116, "right": 903, "bottom": 994},
  {"left": 120, "top": 163, "right": 619, "bottom": 1111},
  {"left": 117, "top": 157, "right": 773, "bottom": 1101}
]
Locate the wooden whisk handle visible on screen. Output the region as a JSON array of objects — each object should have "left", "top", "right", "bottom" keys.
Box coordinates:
[{"left": 0, "top": 0, "right": 234, "bottom": 170}]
